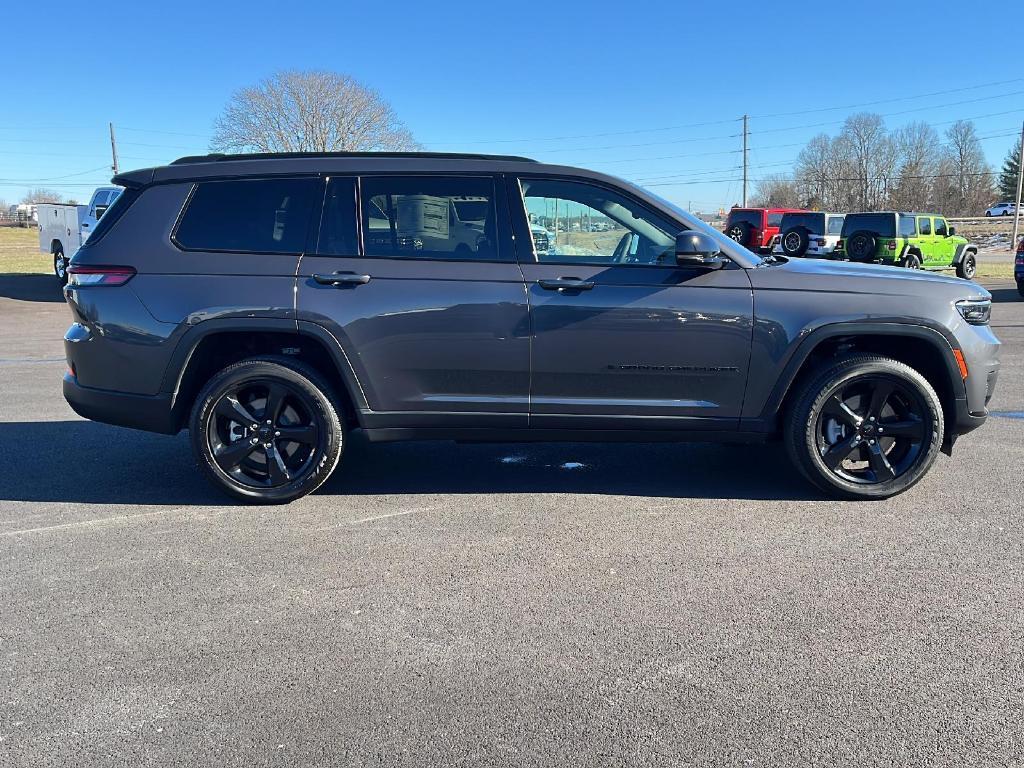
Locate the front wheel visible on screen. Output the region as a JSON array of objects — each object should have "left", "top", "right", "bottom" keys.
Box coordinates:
[
  {"left": 190, "top": 358, "right": 344, "bottom": 503},
  {"left": 956, "top": 251, "right": 977, "bottom": 280},
  {"left": 785, "top": 355, "right": 943, "bottom": 499}
]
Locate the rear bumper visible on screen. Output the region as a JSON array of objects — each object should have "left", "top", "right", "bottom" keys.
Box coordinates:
[{"left": 63, "top": 373, "right": 178, "bottom": 435}]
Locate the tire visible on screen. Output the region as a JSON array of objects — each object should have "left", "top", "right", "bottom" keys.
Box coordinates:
[
  {"left": 985, "top": 211, "right": 992, "bottom": 217},
  {"left": 781, "top": 227, "right": 811, "bottom": 257},
  {"left": 190, "top": 357, "right": 344, "bottom": 504},
  {"left": 956, "top": 250, "right": 977, "bottom": 280},
  {"left": 726, "top": 221, "right": 753, "bottom": 247},
  {"left": 901, "top": 252, "right": 921, "bottom": 269},
  {"left": 53, "top": 247, "right": 68, "bottom": 286},
  {"left": 845, "top": 230, "right": 878, "bottom": 262},
  {"left": 1003, "top": 211, "right": 1011, "bottom": 216},
  {"left": 784, "top": 355, "right": 943, "bottom": 500}
]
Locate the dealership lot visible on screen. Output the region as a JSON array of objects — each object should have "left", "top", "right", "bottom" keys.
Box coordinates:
[{"left": 1, "top": 274, "right": 1021, "bottom": 766}]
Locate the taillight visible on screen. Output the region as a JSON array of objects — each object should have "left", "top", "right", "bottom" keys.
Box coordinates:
[
  {"left": 67, "top": 265, "right": 136, "bottom": 286},
  {"left": 887, "top": 241, "right": 897, "bottom": 251},
  {"left": 836, "top": 239, "right": 844, "bottom": 249}
]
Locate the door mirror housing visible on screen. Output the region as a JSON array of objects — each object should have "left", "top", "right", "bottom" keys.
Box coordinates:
[
  {"left": 675, "top": 231, "right": 724, "bottom": 268},
  {"left": 948, "top": 226, "right": 956, "bottom": 236}
]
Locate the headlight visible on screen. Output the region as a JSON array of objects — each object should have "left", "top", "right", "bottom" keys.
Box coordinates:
[{"left": 956, "top": 298, "right": 991, "bottom": 326}]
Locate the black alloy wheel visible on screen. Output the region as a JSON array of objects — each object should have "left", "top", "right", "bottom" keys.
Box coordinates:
[
  {"left": 845, "top": 231, "right": 877, "bottom": 261},
  {"left": 786, "top": 355, "right": 943, "bottom": 499},
  {"left": 191, "top": 358, "right": 343, "bottom": 503},
  {"left": 956, "top": 251, "right": 977, "bottom": 280}
]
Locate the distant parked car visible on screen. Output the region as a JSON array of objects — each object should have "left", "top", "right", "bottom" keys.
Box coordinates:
[
  {"left": 724, "top": 207, "right": 807, "bottom": 252},
  {"left": 835, "top": 211, "right": 978, "bottom": 279},
  {"left": 772, "top": 211, "right": 845, "bottom": 258},
  {"left": 1015, "top": 236, "right": 1023, "bottom": 298},
  {"left": 985, "top": 202, "right": 1017, "bottom": 217}
]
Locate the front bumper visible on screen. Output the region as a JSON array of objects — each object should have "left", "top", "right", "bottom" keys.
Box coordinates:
[{"left": 63, "top": 372, "right": 178, "bottom": 434}]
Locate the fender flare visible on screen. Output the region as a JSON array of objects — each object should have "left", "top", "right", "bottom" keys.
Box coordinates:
[
  {"left": 754, "top": 320, "right": 967, "bottom": 424},
  {"left": 160, "top": 317, "right": 370, "bottom": 424},
  {"left": 953, "top": 242, "right": 976, "bottom": 265}
]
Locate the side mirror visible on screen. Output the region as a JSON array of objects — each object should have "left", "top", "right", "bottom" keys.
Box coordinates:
[
  {"left": 675, "top": 231, "right": 724, "bottom": 268},
  {"left": 948, "top": 226, "right": 956, "bottom": 236}
]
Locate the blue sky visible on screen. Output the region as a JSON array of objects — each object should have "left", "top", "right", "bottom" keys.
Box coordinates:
[{"left": 1, "top": 0, "right": 1020, "bottom": 212}]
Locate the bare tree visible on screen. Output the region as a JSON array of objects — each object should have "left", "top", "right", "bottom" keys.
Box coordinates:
[
  {"left": 941, "top": 120, "right": 993, "bottom": 216},
  {"left": 835, "top": 113, "right": 897, "bottom": 211},
  {"left": 751, "top": 174, "right": 802, "bottom": 208},
  {"left": 22, "top": 188, "right": 64, "bottom": 204},
  {"left": 890, "top": 121, "right": 940, "bottom": 211},
  {"left": 211, "top": 70, "right": 421, "bottom": 154},
  {"left": 794, "top": 134, "right": 834, "bottom": 208}
]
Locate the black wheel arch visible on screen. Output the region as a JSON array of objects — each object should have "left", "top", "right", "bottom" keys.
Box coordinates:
[
  {"left": 953, "top": 243, "right": 977, "bottom": 265},
  {"left": 161, "top": 318, "right": 369, "bottom": 433},
  {"left": 754, "top": 321, "right": 967, "bottom": 443}
]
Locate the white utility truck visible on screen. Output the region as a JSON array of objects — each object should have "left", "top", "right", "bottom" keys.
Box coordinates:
[{"left": 38, "top": 186, "right": 121, "bottom": 284}]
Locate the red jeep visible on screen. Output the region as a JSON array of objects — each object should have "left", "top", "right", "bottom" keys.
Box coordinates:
[{"left": 725, "top": 207, "right": 807, "bottom": 252}]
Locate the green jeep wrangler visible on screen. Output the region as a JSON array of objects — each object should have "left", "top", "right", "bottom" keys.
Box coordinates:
[{"left": 836, "top": 212, "right": 978, "bottom": 279}]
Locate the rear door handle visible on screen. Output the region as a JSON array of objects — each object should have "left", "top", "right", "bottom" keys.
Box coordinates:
[
  {"left": 313, "top": 272, "right": 371, "bottom": 287},
  {"left": 537, "top": 277, "right": 595, "bottom": 291}
]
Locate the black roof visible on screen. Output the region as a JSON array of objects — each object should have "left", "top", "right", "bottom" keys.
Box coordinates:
[{"left": 170, "top": 151, "right": 537, "bottom": 165}]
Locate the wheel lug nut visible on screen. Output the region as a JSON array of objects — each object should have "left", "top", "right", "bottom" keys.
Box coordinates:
[
  {"left": 264, "top": 442, "right": 272, "bottom": 448},
  {"left": 869, "top": 439, "right": 876, "bottom": 445},
  {"left": 250, "top": 437, "right": 258, "bottom": 444},
  {"left": 275, "top": 431, "right": 281, "bottom": 437},
  {"left": 252, "top": 423, "right": 259, "bottom": 430}
]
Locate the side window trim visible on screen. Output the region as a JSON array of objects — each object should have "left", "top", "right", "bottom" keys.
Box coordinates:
[{"left": 510, "top": 174, "right": 685, "bottom": 268}]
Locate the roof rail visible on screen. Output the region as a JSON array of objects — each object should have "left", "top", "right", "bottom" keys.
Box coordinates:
[{"left": 170, "top": 151, "right": 537, "bottom": 165}]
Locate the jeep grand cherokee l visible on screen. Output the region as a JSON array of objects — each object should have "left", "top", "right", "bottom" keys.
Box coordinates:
[{"left": 63, "top": 152, "right": 1000, "bottom": 503}]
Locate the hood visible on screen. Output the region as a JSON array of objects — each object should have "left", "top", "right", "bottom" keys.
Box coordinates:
[{"left": 751, "top": 256, "right": 991, "bottom": 300}]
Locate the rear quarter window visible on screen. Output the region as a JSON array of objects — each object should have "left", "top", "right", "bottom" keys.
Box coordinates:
[
  {"left": 842, "top": 214, "right": 896, "bottom": 238},
  {"left": 79, "top": 187, "right": 138, "bottom": 247},
  {"left": 174, "top": 178, "right": 320, "bottom": 254},
  {"left": 766, "top": 212, "right": 785, "bottom": 228},
  {"left": 727, "top": 209, "right": 762, "bottom": 228}
]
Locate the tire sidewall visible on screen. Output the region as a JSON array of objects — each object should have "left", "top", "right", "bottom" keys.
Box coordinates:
[
  {"left": 781, "top": 227, "right": 809, "bottom": 257},
  {"left": 54, "top": 249, "right": 68, "bottom": 285},
  {"left": 190, "top": 359, "right": 343, "bottom": 503},
  {"left": 786, "top": 357, "right": 943, "bottom": 499}
]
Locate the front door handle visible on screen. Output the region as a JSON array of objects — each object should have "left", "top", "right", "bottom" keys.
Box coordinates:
[
  {"left": 313, "top": 272, "right": 371, "bottom": 287},
  {"left": 537, "top": 277, "right": 595, "bottom": 291}
]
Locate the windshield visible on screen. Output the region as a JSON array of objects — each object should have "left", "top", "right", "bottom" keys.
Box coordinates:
[
  {"left": 642, "top": 188, "right": 765, "bottom": 265},
  {"left": 841, "top": 213, "right": 897, "bottom": 238}
]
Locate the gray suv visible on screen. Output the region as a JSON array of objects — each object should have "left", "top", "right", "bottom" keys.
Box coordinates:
[{"left": 63, "top": 152, "right": 1001, "bottom": 503}]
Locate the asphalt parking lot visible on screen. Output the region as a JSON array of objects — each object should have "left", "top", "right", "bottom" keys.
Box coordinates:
[{"left": 1, "top": 273, "right": 1022, "bottom": 767}]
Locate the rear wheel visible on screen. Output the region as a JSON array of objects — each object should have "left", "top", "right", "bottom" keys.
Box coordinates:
[
  {"left": 785, "top": 355, "right": 943, "bottom": 499},
  {"left": 956, "top": 251, "right": 977, "bottom": 280},
  {"left": 190, "top": 358, "right": 344, "bottom": 503},
  {"left": 53, "top": 247, "right": 68, "bottom": 286},
  {"left": 901, "top": 252, "right": 921, "bottom": 269}
]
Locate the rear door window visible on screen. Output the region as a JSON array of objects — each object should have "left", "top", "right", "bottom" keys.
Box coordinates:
[
  {"left": 917, "top": 217, "right": 931, "bottom": 236},
  {"left": 174, "top": 177, "right": 320, "bottom": 254},
  {"left": 359, "top": 176, "right": 503, "bottom": 261}
]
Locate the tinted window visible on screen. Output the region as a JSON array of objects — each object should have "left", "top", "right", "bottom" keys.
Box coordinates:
[
  {"left": 934, "top": 217, "right": 947, "bottom": 236},
  {"left": 842, "top": 214, "right": 897, "bottom": 238},
  {"left": 175, "top": 178, "right": 319, "bottom": 254},
  {"left": 360, "top": 176, "right": 500, "bottom": 260},
  {"left": 780, "top": 212, "right": 824, "bottom": 233},
  {"left": 767, "top": 212, "right": 785, "bottom": 228},
  {"left": 520, "top": 177, "right": 677, "bottom": 266},
  {"left": 316, "top": 177, "right": 358, "bottom": 255},
  {"left": 899, "top": 216, "right": 917, "bottom": 237},
  {"left": 917, "top": 217, "right": 931, "bottom": 236},
  {"left": 727, "top": 209, "right": 762, "bottom": 228},
  {"left": 827, "top": 215, "right": 844, "bottom": 235}
]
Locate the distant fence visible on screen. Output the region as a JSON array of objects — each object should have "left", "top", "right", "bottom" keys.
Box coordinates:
[{"left": 0, "top": 210, "right": 37, "bottom": 228}]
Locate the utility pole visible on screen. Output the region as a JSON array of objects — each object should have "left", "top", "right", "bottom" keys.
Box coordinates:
[
  {"left": 742, "top": 114, "right": 749, "bottom": 207},
  {"left": 109, "top": 122, "right": 120, "bottom": 175},
  {"left": 1013, "top": 120, "right": 1024, "bottom": 254}
]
